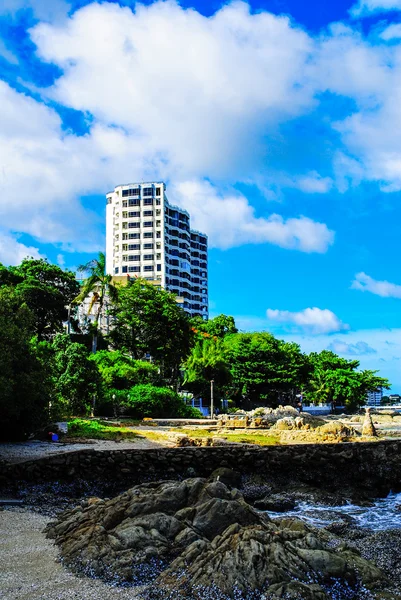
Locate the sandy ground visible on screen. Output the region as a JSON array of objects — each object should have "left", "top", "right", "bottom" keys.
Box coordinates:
[
  {"left": 0, "top": 437, "right": 168, "bottom": 464},
  {"left": 0, "top": 509, "right": 141, "bottom": 600}
]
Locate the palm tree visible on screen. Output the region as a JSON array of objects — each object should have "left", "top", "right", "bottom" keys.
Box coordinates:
[{"left": 74, "top": 252, "right": 118, "bottom": 353}]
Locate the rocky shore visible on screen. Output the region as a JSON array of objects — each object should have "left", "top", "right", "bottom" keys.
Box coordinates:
[{"left": 39, "top": 474, "right": 401, "bottom": 600}]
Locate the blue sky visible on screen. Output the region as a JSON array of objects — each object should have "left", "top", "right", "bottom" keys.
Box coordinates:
[{"left": 1, "top": 0, "right": 401, "bottom": 389}]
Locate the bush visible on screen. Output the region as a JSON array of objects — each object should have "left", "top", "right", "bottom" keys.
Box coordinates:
[{"left": 123, "top": 384, "right": 202, "bottom": 419}]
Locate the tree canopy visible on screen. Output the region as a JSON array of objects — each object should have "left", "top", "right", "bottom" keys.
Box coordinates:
[
  {"left": 0, "top": 258, "right": 80, "bottom": 340},
  {"left": 223, "top": 332, "right": 312, "bottom": 407},
  {"left": 0, "top": 255, "right": 393, "bottom": 437},
  {"left": 305, "top": 350, "right": 390, "bottom": 411},
  {"left": 109, "top": 278, "right": 193, "bottom": 383},
  {"left": 0, "top": 287, "right": 49, "bottom": 440}
]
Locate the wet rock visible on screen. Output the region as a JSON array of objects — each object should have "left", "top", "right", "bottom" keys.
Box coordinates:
[
  {"left": 254, "top": 493, "right": 296, "bottom": 512},
  {"left": 46, "top": 478, "right": 386, "bottom": 598},
  {"left": 208, "top": 467, "right": 241, "bottom": 488}
]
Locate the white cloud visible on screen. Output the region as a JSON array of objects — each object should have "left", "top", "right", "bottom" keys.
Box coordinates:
[
  {"left": 30, "top": 1, "right": 316, "bottom": 181},
  {"left": 0, "top": 232, "right": 43, "bottom": 265},
  {"left": 172, "top": 181, "right": 334, "bottom": 252},
  {"left": 350, "top": 0, "right": 401, "bottom": 17},
  {"left": 380, "top": 23, "right": 401, "bottom": 40},
  {"left": 352, "top": 272, "right": 401, "bottom": 298},
  {"left": 327, "top": 339, "right": 376, "bottom": 355},
  {"left": 266, "top": 307, "right": 349, "bottom": 334},
  {"left": 293, "top": 172, "right": 333, "bottom": 194}
]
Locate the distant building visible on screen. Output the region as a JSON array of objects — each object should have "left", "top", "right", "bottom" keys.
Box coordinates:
[
  {"left": 389, "top": 394, "right": 401, "bottom": 404},
  {"left": 366, "top": 388, "right": 383, "bottom": 406},
  {"left": 106, "top": 182, "right": 208, "bottom": 318}
]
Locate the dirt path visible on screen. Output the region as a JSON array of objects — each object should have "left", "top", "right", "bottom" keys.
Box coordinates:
[
  {"left": 0, "top": 509, "right": 141, "bottom": 600},
  {"left": 0, "top": 437, "right": 169, "bottom": 464}
]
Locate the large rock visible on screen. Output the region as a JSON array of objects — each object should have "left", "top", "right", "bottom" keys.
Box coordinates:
[
  {"left": 46, "top": 478, "right": 386, "bottom": 599},
  {"left": 362, "top": 408, "right": 378, "bottom": 437}
]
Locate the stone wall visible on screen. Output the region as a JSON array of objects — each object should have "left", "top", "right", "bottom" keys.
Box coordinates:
[{"left": 2, "top": 440, "right": 401, "bottom": 494}]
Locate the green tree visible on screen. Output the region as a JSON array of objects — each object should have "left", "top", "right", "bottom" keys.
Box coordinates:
[
  {"left": 190, "top": 314, "right": 238, "bottom": 338},
  {"left": 224, "top": 332, "right": 311, "bottom": 407},
  {"left": 124, "top": 384, "right": 200, "bottom": 418},
  {"left": 51, "top": 334, "right": 101, "bottom": 416},
  {"left": 91, "top": 350, "right": 161, "bottom": 389},
  {"left": 0, "top": 287, "right": 49, "bottom": 440},
  {"left": 90, "top": 350, "right": 162, "bottom": 415},
  {"left": 184, "top": 337, "right": 232, "bottom": 402},
  {"left": 305, "top": 350, "right": 390, "bottom": 411},
  {"left": 0, "top": 258, "right": 80, "bottom": 340},
  {"left": 74, "top": 252, "right": 118, "bottom": 353},
  {"left": 109, "top": 278, "right": 193, "bottom": 384}
]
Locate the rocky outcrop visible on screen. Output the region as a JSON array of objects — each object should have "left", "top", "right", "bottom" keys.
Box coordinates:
[
  {"left": 46, "top": 478, "right": 386, "bottom": 599},
  {"left": 362, "top": 408, "right": 377, "bottom": 437}
]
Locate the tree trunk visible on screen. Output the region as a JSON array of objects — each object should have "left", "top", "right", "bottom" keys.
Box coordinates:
[{"left": 92, "top": 332, "right": 98, "bottom": 354}]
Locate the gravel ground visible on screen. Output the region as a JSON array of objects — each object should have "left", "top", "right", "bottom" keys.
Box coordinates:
[
  {"left": 0, "top": 508, "right": 142, "bottom": 600},
  {"left": 0, "top": 437, "right": 168, "bottom": 464}
]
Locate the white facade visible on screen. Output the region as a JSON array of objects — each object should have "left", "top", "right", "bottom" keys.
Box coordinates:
[
  {"left": 106, "top": 182, "right": 208, "bottom": 318},
  {"left": 366, "top": 388, "right": 383, "bottom": 406}
]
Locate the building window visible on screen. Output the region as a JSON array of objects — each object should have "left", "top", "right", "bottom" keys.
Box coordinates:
[
  {"left": 128, "top": 233, "right": 140, "bottom": 239},
  {"left": 122, "top": 200, "right": 128, "bottom": 207},
  {"left": 143, "top": 187, "right": 153, "bottom": 196},
  {"left": 122, "top": 188, "right": 140, "bottom": 197},
  {"left": 143, "top": 254, "right": 154, "bottom": 260},
  {"left": 107, "top": 197, "right": 112, "bottom": 204},
  {"left": 156, "top": 231, "right": 161, "bottom": 238},
  {"left": 129, "top": 222, "right": 140, "bottom": 228},
  {"left": 156, "top": 199, "right": 161, "bottom": 206},
  {"left": 156, "top": 187, "right": 161, "bottom": 196},
  {"left": 128, "top": 244, "right": 140, "bottom": 250},
  {"left": 143, "top": 198, "right": 153, "bottom": 206},
  {"left": 129, "top": 211, "right": 140, "bottom": 218},
  {"left": 144, "top": 243, "right": 154, "bottom": 249},
  {"left": 128, "top": 266, "right": 140, "bottom": 272},
  {"left": 128, "top": 198, "right": 140, "bottom": 206},
  {"left": 144, "top": 265, "right": 153, "bottom": 272},
  {"left": 128, "top": 255, "right": 140, "bottom": 261},
  {"left": 156, "top": 220, "right": 161, "bottom": 227},
  {"left": 122, "top": 244, "right": 128, "bottom": 251},
  {"left": 143, "top": 210, "right": 153, "bottom": 217},
  {"left": 122, "top": 211, "right": 127, "bottom": 218},
  {"left": 156, "top": 253, "right": 161, "bottom": 260},
  {"left": 144, "top": 232, "right": 153, "bottom": 238},
  {"left": 122, "top": 233, "right": 128, "bottom": 240},
  {"left": 122, "top": 266, "right": 128, "bottom": 273},
  {"left": 157, "top": 264, "right": 161, "bottom": 272},
  {"left": 156, "top": 209, "right": 161, "bottom": 216},
  {"left": 143, "top": 221, "right": 153, "bottom": 227},
  {"left": 114, "top": 267, "right": 119, "bottom": 274},
  {"left": 122, "top": 222, "right": 128, "bottom": 229}
]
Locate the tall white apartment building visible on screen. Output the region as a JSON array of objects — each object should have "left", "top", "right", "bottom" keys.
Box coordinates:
[
  {"left": 366, "top": 388, "right": 383, "bottom": 407},
  {"left": 106, "top": 182, "right": 208, "bottom": 318}
]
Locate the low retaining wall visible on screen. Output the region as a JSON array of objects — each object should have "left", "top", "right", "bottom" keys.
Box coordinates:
[{"left": 2, "top": 440, "right": 401, "bottom": 494}]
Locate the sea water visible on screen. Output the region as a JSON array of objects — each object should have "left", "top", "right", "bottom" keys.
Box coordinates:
[{"left": 267, "top": 491, "right": 401, "bottom": 531}]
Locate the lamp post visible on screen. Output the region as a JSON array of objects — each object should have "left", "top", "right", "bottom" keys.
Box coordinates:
[{"left": 210, "top": 379, "right": 214, "bottom": 419}]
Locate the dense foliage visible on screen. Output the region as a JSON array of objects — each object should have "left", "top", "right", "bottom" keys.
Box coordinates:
[
  {"left": 0, "top": 256, "right": 392, "bottom": 439},
  {"left": 124, "top": 384, "right": 202, "bottom": 419},
  {"left": 0, "top": 258, "right": 80, "bottom": 340},
  {"left": 0, "top": 287, "right": 49, "bottom": 440},
  {"left": 109, "top": 278, "right": 193, "bottom": 383}
]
